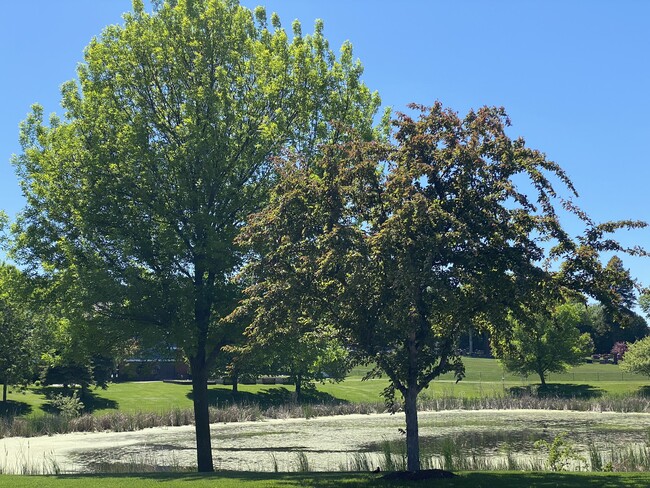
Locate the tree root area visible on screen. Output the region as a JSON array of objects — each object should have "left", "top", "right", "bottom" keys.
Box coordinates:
[{"left": 382, "top": 469, "right": 456, "bottom": 480}]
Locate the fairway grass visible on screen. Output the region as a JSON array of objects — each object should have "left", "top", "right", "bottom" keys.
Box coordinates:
[
  {"left": 4, "top": 357, "right": 649, "bottom": 420},
  {"left": 3, "top": 472, "right": 650, "bottom": 488}
]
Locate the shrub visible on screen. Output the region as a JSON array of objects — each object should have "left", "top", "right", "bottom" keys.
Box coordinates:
[
  {"left": 535, "top": 432, "right": 585, "bottom": 471},
  {"left": 49, "top": 392, "right": 84, "bottom": 417}
]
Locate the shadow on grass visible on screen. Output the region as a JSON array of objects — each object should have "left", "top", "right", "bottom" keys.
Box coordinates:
[
  {"left": 459, "top": 472, "right": 650, "bottom": 488},
  {"left": 187, "top": 385, "right": 348, "bottom": 408},
  {"left": 0, "top": 400, "right": 32, "bottom": 417},
  {"left": 508, "top": 383, "right": 604, "bottom": 399},
  {"left": 53, "top": 472, "right": 381, "bottom": 487},
  {"left": 635, "top": 385, "right": 650, "bottom": 397},
  {"left": 49, "top": 471, "right": 650, "bottom": 488},
  {"left": 33, "top": 386, "right": 119, "bottom": 414}
]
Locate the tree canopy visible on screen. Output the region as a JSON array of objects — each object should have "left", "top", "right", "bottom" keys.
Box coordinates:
[
  {"left": 493, "top": 301, "right": 593, "bottom": 387},
  {"left": 11, "top": 0, "right": 380, "bottom": 472},
  {"left": 238, "top": 103, "right": 646, "bottom": 471}
]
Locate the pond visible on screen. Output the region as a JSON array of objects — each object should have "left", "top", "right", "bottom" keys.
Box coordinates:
[{"left": 2, "top": 409, "right": 649, "bottom": 473}]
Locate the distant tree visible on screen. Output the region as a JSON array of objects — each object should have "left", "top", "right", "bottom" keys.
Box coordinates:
[
  {"left": 577, "top": 304, "right": 648, "bottom": 354},
  {"left": 639, "top": 292, "right": 650, "bottom": 319},
  {"left": 256, "top": 324, "right": 349, "bottom": 402},
  {"left": 39, "top": 338, "right": 116, "bottom": 392},
  {"left": 0, "top": 211, "right": 8, "bottom": 247},
  {"left": 210, "top": 340, "right": 261, "bottom": 394},
  {"left": 0, "top": 264, "right": 41, "bottom": 403},
  {"left": 621, "top": 337, "right": 650, "bottom": 377},
  {"left": 493, "top": 301, "right": 593, "bottom": 387},
  {"left": 603, "top": 256, "right": 636, "bottom": 313},
  {"left": 34, "top": 276, "right": 133, "bottom": 393},
  {"left": 238, "top": 103, "right": 646, "bottom": 471}
]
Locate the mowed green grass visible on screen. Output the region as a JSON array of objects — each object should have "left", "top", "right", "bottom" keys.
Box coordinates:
[
  {"left": 5, "top": 357, "right": 649, "bottom": 419},
  {"left": 3, "top": 472, "right": 650, "bottom": 488}
]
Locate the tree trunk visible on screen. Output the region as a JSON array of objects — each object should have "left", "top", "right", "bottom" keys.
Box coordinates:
[
  {"left": 232, "top": 372, "right": 238, "bottom": 394},
  {"left": 2, "top": 380, "right": 7, "bottom": 403},
  {"left": 404, "top": 386, "right": 420, "bottom": 472},
  {"left": 190, "top": 357, "right": 213, "bottom": 472},
  {"left": 538, "top": 370, "right": 547, "bottom": 388},
  {"left": 295, "top": 374, "right": 302, "bottom": 403}
]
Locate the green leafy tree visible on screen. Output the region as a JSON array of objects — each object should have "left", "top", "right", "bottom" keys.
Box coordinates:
[
  {"left": 254, "top": 323, "right": 349, "bottom": 401},
  {"left": 38, "top": 314, "right": 117, "bottom": 392},
  {"left": 493, "top": 301, "right": 593, "bottom": 387},
  {"left": 0, "top": 264, "right": 41, "bottom": 403},
  {"left": 11, "top": 0, "right": 379, "bottom": 471},
  {"left": 621, "top": 337, "right": 650, "bottom": 377},
  {"left": 210, "top": 325, "right": 263, "bottom": 393},
  {"left": 602, "top": 256, "right": 636, "bottom": 312},
  {"left": 223, "top": 303, "right": 349, "bottom": 399},
  {"left": 577, "top": 303, "right": 648, "bottom": 354},
  {"left": 30, "top": 269, "right": 134, "bottom": 394},
  {"left": 638, "top": 291, "right": 650, "bottom": 321},
  {"left": 238, "top": 103, "right": 645, "bottom": 471},
  {"left": 0, "top": 211, "right": 8, "bottom": 248}
]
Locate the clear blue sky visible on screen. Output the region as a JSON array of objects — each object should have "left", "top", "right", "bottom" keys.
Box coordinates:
[{"left": 1, "top": 1, "right": 649, "bottom": 288}]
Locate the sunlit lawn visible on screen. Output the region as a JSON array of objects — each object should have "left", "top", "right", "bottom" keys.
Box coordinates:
[{"left": 4, "top": 357, "right": 649, "bottom": 419}]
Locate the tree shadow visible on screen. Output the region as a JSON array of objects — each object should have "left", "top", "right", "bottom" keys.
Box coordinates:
[
  {"left": 508, "top": 383, "right": 604, "bottom": 399},
  {"left": 0, "top": 400, "right": 33, "bottom": 417},
  {"left": 187, "top": 385, "right": 348, "bottom": 408},
  {"left": 79, "top": 390, "right": 119, "bottom": 412},
  {"left": 55, "top": 471, "right": 649, "bottom": 487},
  {"left": 635, "top": 385, "right": 650, "bottom": 397},
  {"left": 55, "top": 472, "right": 377, "bottom": 487},
  {"left": 34, "top": 386, "right": 118, "bottom": 414}
]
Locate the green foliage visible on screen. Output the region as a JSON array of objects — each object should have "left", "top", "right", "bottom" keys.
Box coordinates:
[
  {"left": 0, "top": 211, "right": 8, "bottom": 249},
  {"left": 11, "top": 0, "right": 379, "bottom": 472},
  {"left": 49, "top": 392, "right": 84, "bottom": 418},
  {"left": 238, "top": 102, "right": 645, "bottom": 471},
  {"left": 241, "top": 320, "right": 350, "bottom": 400},
  {"left": 577, "top": 294, "right": 649, "bottom": 355},
  {"left": 535, "top": 432, "right": 585, "bottom": 471},
  {"left": 0, "top": 264, "right": 44, "bottom": 396},
  {"left": 639, "top": 292, "right": 650, "bottom": 318},
  {"left": 621, "top": 337, "right": 650, "bottom": 377},
  {"left": 493, "top": 302, "right": 594, "bottom": 386}
]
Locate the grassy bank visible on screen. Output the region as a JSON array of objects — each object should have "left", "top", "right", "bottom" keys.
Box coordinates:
[{"left": 3, "top": 471, "right": 650, "bottom": 488}]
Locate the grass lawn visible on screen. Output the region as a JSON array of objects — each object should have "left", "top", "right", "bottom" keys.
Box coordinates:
[
  {"left": 3, "top": 472, "right": 650, "bottom": 488},
  {"left": 4, "top": 357, "right": 649, "bottom": 419}
]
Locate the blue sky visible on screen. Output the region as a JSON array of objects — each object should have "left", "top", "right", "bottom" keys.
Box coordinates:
[{"left": 1, "top": 1, "right": 649, "bottom": 288}]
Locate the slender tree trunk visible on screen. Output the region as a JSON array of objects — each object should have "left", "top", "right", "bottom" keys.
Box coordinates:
[
  {"left": 2, "top": 380, "right": 7, "bottom": 403},
  {"left": 404, "top": 386, "right": 420, "bottom": 472},
  {"left": 232, "top": 372, "right": 238, "bottom": 394},
  {"left": 295, "top": 374, "right": 302, "bottom": 403},
  {"left": 190, "top": 356, "right": 213, "bottom": 472},
  {"left": 538, "top": 370, "right": 547, "bottom": 388},
  {"left": 404, "top": 327, "right": 422, "bottom": 472}
]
